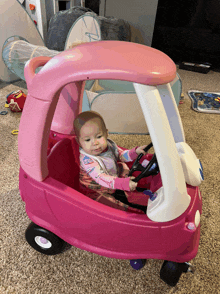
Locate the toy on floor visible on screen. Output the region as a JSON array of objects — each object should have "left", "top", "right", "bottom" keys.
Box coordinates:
[
  {"left": 6, "top": 90, "right": 26, "bottom": 112},
  {"left": 11, "top": 130, "right": 19, "bottom": 135},
  {"left": 179, "top": 93, "right": 184, "bottom": 104},
  {"left": 18, "top": 41, "right": 203, "bottom": 287},
  {"left": 188, "top": 90, "right": 220, "bottom": 113},
  {"left": 0, "top": 110, "right": 8, "bottom": 115}
]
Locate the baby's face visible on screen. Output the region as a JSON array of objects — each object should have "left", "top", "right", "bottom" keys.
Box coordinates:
[{"left": 78, "top": 118, "right": 108, "bottom": 155}]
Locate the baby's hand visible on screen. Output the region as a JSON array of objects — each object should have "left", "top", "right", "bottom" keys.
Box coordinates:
[
  {"left": 136, "top": 145, "right": 148, "bottom": 155},
  {"left": 129, "top": 177, "right": 138, "bottom": 191},
  {"left": 118, "top": 162, "right": 130, "bottom": 177},
  {"left": 122, "top": 170, "right": 130, "bottom": 177}
]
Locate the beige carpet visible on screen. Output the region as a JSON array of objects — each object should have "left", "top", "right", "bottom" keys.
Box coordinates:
[{"left": 0, "top": 68, "right": 220, "bottom": 294}]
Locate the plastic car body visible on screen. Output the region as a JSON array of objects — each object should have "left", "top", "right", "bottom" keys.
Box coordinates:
[{"left": 18, "top": 41, "right": 203, "bottom": 266}]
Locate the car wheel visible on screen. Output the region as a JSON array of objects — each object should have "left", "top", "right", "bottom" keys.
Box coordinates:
[
  {"left": 130, "top": 259, "right": 147, "bottom": 270},
  {"left": 160, "top": 260, "right": 189, "bottom": 287},
  {"left": 25, "top": 222, "right": 71, "bottom": 255}
]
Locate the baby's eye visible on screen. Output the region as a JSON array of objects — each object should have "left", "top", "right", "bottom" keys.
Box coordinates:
[
  {"left": 85, "top": 139, "right": 90, "bottom": 142},
  {"left": 97, "top": 135, "right": 102, "bottom": 138}
]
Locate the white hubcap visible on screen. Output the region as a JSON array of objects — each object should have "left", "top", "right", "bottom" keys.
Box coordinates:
[{"left": 34, "top": 236, "right": 52, "bottom": 249}]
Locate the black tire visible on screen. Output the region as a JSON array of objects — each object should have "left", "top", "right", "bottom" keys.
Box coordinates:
[
  {"left": 160, "top": 260, "right": 189, "bottom": 287},
  {"left": 25, "top": 222, "right": 71, "bottom": 255}
]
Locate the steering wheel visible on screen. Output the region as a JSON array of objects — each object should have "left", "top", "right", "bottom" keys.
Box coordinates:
[{"left": 128, "top": 142, "right": 160, "bottom": 183}]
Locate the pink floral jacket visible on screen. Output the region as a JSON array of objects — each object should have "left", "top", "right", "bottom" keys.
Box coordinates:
[{"left": 79, "top": 139, "right": 145, "bottom": 213}]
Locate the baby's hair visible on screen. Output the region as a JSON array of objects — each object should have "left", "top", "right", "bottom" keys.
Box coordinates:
[{"left": 74, "top": 111, "right": 107, "bottom": 138}]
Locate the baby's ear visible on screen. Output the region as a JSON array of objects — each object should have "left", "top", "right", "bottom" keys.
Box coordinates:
[{"left": 106, "top": 129, "right": 109, "bottom": 137}]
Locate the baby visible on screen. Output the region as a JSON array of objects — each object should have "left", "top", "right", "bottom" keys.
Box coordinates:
[{"left": 74, "top": 111, "right": 150, "bottom": 213}]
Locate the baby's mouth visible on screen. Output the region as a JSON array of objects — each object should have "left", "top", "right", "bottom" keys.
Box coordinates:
[{"left": 94, "top": 147, "right": 101, "bottom": 152}]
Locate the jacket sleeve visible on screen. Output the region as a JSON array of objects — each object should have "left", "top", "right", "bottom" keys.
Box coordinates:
[
  {"left": 117, "top": 145, "right": 138, "bottom": 162},
  {"left": 80, "top": 154, "right": 131, "bottom": 191}
]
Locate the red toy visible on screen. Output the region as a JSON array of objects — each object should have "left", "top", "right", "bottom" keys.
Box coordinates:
[{"left": 6, "top": 90, "right": 26, "bottom": 112}]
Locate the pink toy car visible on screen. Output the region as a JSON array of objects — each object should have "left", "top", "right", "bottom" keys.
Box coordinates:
[{"left": 18, "top": 41, "right": 203, "bottom": 287}]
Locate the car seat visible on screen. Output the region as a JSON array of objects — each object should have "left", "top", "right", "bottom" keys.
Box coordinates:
[{"left": 47, "top": 138, "right": 80, "bottom": 190}]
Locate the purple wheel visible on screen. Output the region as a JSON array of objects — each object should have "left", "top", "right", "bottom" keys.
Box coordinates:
[{"left": 130, "top": 259, "right": 146, "bottom": 270}]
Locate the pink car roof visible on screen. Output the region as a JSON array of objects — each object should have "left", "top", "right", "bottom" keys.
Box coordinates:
[
  {"left": 25, "top": 40, "right": 176, "bottom": 98},
  {"left": 18, "top": 41, "right": 176, "bottom": 182}
]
